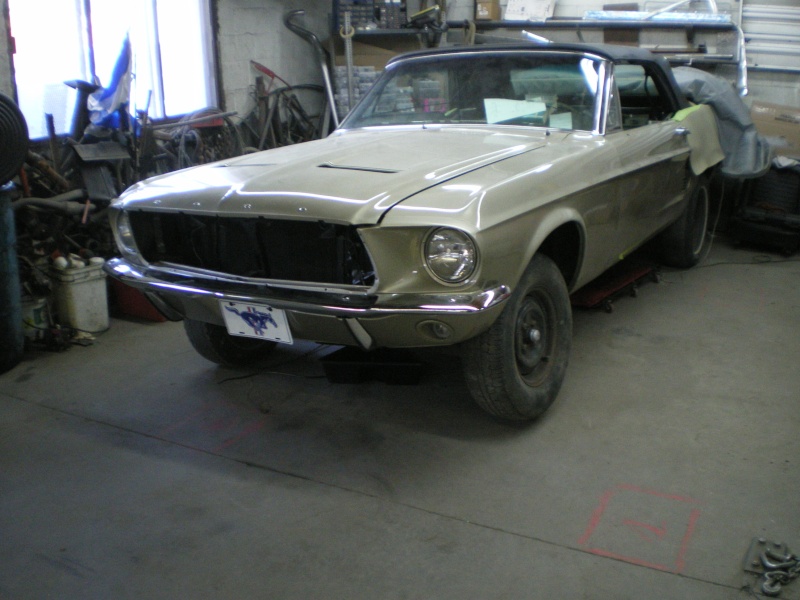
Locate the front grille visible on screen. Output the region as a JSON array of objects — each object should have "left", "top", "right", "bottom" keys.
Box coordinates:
[{"left": 128, "top": 212, "right": 375, "bottom": 286}]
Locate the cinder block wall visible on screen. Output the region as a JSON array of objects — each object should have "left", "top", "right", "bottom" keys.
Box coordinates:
[{"left": 216, "top": 0, "right": 330, "bottom": 118}]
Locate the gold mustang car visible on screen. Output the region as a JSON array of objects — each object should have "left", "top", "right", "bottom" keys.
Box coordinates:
[{"left": 105, "top": 43, "right": 722, "bottom": 420}]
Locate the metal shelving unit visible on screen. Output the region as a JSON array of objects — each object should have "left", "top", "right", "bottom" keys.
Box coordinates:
[{"left": 445, "top": 13, "right": 747, "bottom": 94}]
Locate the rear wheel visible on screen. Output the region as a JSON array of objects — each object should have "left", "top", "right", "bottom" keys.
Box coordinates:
[
  {"left": 658, "top": 174, "right": 710, "bottom": 268},
  {"left": 183, "top": 319, "right": 276, "bottom": 367},
  {"left": 462, "top": 254, "right": 572, "bottom": 421}
]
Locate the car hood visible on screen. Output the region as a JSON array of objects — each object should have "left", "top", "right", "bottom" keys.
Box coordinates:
[{"left": 116, "top": 127, "right": 549, "bottom": 225}]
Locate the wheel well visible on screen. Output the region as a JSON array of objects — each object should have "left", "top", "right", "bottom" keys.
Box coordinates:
[{"left": 536, "top": 223, "right": 582, "bottom": 288}]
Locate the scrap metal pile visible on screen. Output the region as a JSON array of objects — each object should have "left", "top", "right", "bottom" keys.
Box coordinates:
[{"left": 5, "top": 80, "right": 246, "bottom": 350}]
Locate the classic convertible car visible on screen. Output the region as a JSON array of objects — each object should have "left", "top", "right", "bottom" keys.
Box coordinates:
[{"left": 105, "top": 42, "right": 723, "bottom": 420}]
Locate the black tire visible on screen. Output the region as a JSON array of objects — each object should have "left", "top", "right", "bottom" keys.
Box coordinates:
[
  {"left": 658, "top": 174, "right": 710, "bottom": 268},
  {"left": 462, "top": 254, "right": 572, "bottom": 421},
  {"left": 0, "top": 94, "right": 28, "bottom": 186},
  {"left": 183, "top": 318, "right": 276, "bottom": 367}
]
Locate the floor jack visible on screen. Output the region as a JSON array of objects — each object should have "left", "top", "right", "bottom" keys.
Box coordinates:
[{"left": 570, "top": 258, "right": 660, "bottom": 313}]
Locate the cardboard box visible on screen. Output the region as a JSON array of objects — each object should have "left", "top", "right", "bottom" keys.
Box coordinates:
[
  {"left": 334, "top": 39, "right": 418, "bottom": 70},
  {"left": 602, "top": 3, "right": 640, "bottom": 46},
  {"left": 476, "top": 0, "right": 501, "bottom": 20},
  {"left": 504, "top": 0, "right": 555, "bottom": 21},
  {"left": 750, "top": 101, "right": 800, "bottom": 158}
]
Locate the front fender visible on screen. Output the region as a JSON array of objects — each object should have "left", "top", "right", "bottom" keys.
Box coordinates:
[{"left": 377, "top": 134, "right": 621, "bottom": 295}]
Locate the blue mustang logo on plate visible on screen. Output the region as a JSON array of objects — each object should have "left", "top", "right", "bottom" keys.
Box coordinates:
[{"left": 224, "top": 305, "right": 278, "bottom": 336}]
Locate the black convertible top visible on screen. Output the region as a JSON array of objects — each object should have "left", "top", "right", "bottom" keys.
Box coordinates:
[
  {"left": 387, "top": 42, "right": 689, "bottom": 110},
  {"left": 388, "top": 42, "right": 661, "bottom": 64}
]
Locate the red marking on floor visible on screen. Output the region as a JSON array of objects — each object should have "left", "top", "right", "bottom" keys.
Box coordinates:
[
  {"left": 675, "top": 508, "right": 702, "bottom": 573},
  {"left": 623, "top": 519, "right": 667, "bottom": 542},
  {"left": 158, "top": 400, "right": 268, "bottom": 452},
  {"left": 213, "top": 418, "right": 268, "bottom": 452},
  {"left": 578, "top": 484, "right": 702, "bottom": 574},
  {"left": 158, "top": 402, "right": 217, "bottom": 437},
  {"left": 577, "top": 487, "right": 615, "bottom": 546}
]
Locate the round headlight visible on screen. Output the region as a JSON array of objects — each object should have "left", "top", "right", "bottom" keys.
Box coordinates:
[
  {"left": 114, "top": 210, "right": 140, "bottom": 258},
  {"left": 424, "top": 228, "right": 477, "bottom": 283}
]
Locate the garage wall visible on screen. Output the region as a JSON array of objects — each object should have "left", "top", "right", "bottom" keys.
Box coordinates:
[
  {"left": 215, "top": 0, "right": 330, "bottom": 118},
  {"left": 2, "top": 0, "right": 797, "bottom": 120},
  {"left": 212, "top": 0, "right": 600, "bottom": 118},
  {"left": 741, "top": 1, "right": 800, "bottom": 107},
  {"left": 442, "top": 0, "right": 799, "bottom": 108}
]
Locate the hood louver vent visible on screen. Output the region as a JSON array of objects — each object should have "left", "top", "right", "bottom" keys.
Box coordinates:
[{"left": 318, "top": 162, "right": 399, "bottom": 174}]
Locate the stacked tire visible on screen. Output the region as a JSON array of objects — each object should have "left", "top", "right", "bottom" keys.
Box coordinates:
[{"left": 0, "top": 94, "right": 29, "bottom": 374}]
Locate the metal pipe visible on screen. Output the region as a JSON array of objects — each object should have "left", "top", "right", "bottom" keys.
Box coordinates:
[
  {"left": 446, "top": 19, "right": 737, "bottom": 31},
  {"left": 343, "top": 12, "right": 355, "bottom": 111},
  {"left": 12, "top": 198, "right": 94, "bottom": 216},
  {"left": 284, "top": 10, "right": 339, "bottom": 129},
  {"left": 735, "top": 25, "right": 748, "bottom": 96},
  {"left": 149, "top": 110, "right": 238, "bottom": 130}
]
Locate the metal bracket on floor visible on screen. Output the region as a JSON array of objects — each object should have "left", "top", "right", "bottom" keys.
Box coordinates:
[{"left": 742, "top": 537, "right": 800, "bottom": 597}]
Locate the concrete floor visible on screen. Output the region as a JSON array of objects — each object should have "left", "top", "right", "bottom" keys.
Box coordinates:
[{"left": 1, "top": 240, "right": 799, "bottom": 599}]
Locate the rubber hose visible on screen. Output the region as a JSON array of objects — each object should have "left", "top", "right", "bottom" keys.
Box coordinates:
[{"left": 0, "top": 94, "right": 29, "bottom": 186}]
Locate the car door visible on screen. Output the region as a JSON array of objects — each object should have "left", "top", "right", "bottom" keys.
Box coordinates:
[{"left": 607, "top": 63, "right": 691, "bottom": 256}]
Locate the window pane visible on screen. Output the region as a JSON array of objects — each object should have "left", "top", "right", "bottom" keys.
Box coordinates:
[
  {"left": 8, "top": 0, "right": 216, "bottom": 137},
  {"left": 89, "top": 2, "right": 130, "bottom": 86},
  {"left": 89, "top": 0, "right": 159, "bottom": 118},
  {"left": 157, "top": 0, "right": 216, "bottom": 116},
  {"left": 8, "top": 0, "right": 87, "bottom": 138}
]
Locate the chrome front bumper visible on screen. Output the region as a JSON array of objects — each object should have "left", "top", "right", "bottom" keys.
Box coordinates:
[{"left": 104, "top": 258, "right": 511, "bottom": 348}]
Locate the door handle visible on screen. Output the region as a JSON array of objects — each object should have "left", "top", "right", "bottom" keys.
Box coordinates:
[{"left": 674, "top": 127, "right": 690, "bottom": 137}]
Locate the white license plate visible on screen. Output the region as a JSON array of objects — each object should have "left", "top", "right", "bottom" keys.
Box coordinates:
[{"left": 220, "top": 301, "right": 293, "bottom": 344}]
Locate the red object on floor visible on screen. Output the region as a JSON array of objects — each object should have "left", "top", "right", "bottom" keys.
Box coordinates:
[
  {"left": 570, "top": 260, "right": 658, "bottom": 312},
  {"left": 111, "top": 279, "right": 167, "bottom": 322}
]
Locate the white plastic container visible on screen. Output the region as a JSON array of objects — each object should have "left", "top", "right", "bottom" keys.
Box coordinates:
[
  {"left": 21, "top": 296, "right": 49, "bottom": 340},
  {"left": 50, "top": 262, "right": 109, "bottom": 333}
]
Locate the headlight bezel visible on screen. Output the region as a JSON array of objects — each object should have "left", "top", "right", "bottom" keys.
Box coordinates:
[
  {"left": 112, "top": 209, "right": 144, "bottom": 264},
  {"left": 423, "top": 227, "right": 478, "bottom": 285}
]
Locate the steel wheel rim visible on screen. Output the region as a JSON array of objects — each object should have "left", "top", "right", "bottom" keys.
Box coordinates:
[{"left": 515, "top": 292, "right": 554, "bottom": 385}]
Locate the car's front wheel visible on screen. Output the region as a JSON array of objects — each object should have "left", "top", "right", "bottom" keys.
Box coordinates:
[
  {"left": 462, "top": 254, "right": 572, "bottom": 421},
  {"left": 183, "top": 319, "right": 276, "bottom": 367}
]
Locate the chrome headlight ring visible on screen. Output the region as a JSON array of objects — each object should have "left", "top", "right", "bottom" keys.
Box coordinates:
[{"left": 424, "top": 227, "right": 478, "bottom": 284}]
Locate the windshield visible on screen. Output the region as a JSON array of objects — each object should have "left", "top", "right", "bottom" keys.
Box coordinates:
[{"left": 341, "top": 51, "right": 604, "bottom": 132}]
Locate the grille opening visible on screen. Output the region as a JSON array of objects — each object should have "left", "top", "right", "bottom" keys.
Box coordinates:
[{"left": 128, "top": 212, "right": 375, "bottom": 286}]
